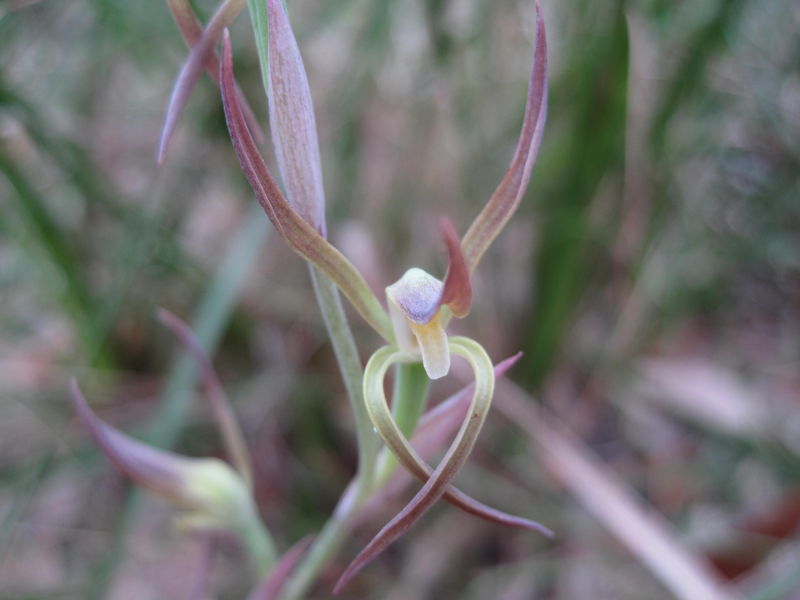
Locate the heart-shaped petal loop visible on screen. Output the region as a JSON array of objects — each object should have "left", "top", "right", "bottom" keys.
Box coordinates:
[{"left": 335, "top": 337, "right": 532, "bottom": 592}]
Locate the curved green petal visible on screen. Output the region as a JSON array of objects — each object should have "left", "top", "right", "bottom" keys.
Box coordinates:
[
  {"left": 363, "top": 342, "right": 548, "bottom": 533},
  {"left": 336, "top": 337, "right": 547, "bottom": 591}
]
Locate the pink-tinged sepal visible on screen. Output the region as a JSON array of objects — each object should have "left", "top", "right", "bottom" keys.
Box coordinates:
[
  {"left": 439, "top": 218, "right": 472, "bottom": 318},
  {"left": 461, "top": 0, "right": 548, "bottom": 271},
  {"left": 219, "top": 30, "right": 393, "bottom": 340},
  {"left": 266, "top": 0, "right": 327, "bottom": 234}
]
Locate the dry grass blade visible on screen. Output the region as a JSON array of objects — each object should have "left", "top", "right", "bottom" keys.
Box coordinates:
[
  {"left": 495, "top": 380, "right": 742, "bottom": 600},
  {"left": 160, "top": 0, "right": 262, "bottom": 163},
  {"left": 637, "top": 358, "right": 767, "bottom": 439},
  {"left": 157, "top": 308, "right": 253, "bottom": 488}
]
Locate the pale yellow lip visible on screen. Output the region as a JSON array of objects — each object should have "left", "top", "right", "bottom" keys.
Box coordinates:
[
  {"left": 407, "top": 312, "right": 450, "bottom": 379},
  {"left": 386, "top": 268, "right": 451, "bottom": 379}
]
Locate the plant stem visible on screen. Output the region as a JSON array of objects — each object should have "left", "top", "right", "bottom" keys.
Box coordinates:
[
  {"left": 278, "top": 269, "right": 379, "bottom": 599},
  {"left": 237, "top": 502, "right": 278, "bottom": 576},
  {"left": 310, "top": 268, "right": 380, "bottom": 480},
  {"left": 391, "top": 362, "right": 430, "bottom": 438},
  {"left": 244, "top": 6, "right": 382, "bottom": 594},
  {"left": 280, "top": 316, "right": 433, "bottom": 599},
  {"left": 376, "top": 362, "right": 430, "bottom": 482},
  {"left": 279, "top": 479, "right": 368, "bottom": 600}
]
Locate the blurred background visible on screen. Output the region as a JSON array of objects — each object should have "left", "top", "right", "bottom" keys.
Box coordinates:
[{"left": 1, "top": 0, "right": 798, "bottom": 598}]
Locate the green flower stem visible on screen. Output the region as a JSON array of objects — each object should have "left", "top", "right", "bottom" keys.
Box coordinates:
[
  {"left": 244, "top": 2, "right": 380, "bottom": 470},
  {"left": 309, "top": 267, "right": 380, "bottom": 484},
  {"left": 235, "top": 502, "right": 278, "bottom": 577},
  {"left": 391, "top": 362, "right": 431, "bottom": 437},
  {"left": 279, "top": 479, "right": 367, "bottom": 600},
  {"left": 376, "top": 362, "right": 430, "bottom": 483},
  {"left": 279, "top": 269, "right": 380, "bottom": 600},
  {"left": 246, "top": 5, "right": 380, "bottom": 595}
]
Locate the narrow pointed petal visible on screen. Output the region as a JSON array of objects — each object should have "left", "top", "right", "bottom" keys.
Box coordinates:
[
  {"left": 159, "top": 0, "right": 264, "bottom": 163},
  {"left": 461, "top": 0, "right": 548, "bottom": 271},
  {"left": 246, "top": 536, "right": 314, "bottom": 600},
  {"left": 220, "top": 31, "right": 393, "bottom": 341},
  {"left": 369, "top": 349, "right": 551, "bottom": 531},
  {"left": 266, "top": 0, "right": 326, "bottom": 234},
  {"left": 70, "top": 379, "right": 201, "bottom": 507},
  {"left": 439, "top": 218, "right": 472, "bottom": 318},
  {"left": 373, "top": 353, "right": 519, "bottom": 496},
  {"left": 334, "top": 338, "right": 497, "bottom": 592},
  {"left": 157, "top": 308, "right": 252, "bottom": 488}
]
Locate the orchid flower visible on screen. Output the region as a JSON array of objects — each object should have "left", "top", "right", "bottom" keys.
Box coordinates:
[
  {"left": 217, "top": 0, "right": 549, "bottom": 590},
  {"left": 225, "top": 0, "right": 548, "bottom": 581},
  {"left": 70, "top": 0, "right": 550, "bottom": 593}
]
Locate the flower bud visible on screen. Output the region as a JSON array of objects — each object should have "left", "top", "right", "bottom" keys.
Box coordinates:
[{"left": 70, "top": 380, "right": 253, "bottom": 532}]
